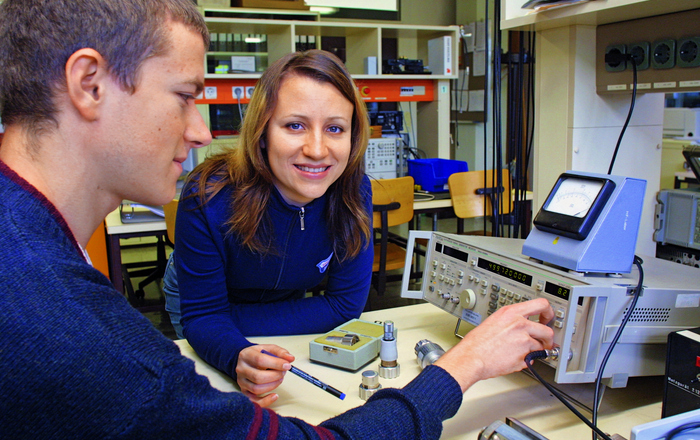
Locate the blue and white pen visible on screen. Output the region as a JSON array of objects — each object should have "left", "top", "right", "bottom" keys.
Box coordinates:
[{"left": 261, "top": 349, "right": 346, "bottom": 400}]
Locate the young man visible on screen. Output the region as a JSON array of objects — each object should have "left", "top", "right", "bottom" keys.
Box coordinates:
[{"left": 0, "top": 0, "right": 554, "bottom": 438}]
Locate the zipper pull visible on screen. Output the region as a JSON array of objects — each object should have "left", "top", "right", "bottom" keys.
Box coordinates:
[{"left": 299, "top": 207, "right": 305, "bottom": 231}]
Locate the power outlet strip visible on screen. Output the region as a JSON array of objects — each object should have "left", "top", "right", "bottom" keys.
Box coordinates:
[{"left": 596, "top": 9, "right": 700, "bottom": 94}]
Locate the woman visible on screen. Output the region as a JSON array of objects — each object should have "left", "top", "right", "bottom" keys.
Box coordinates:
[{"left": 163, "top": 50, "right": 374, "bottom": 407}]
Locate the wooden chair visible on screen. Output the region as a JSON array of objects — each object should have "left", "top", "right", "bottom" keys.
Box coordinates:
[
  {"left": 123, "top": 200, "right": 178, "bottom": 312},
  {"left": 163, "top": 199, "right": 178, "bottom": 248},
  {"left": 448, "top": 169, "right": 512, "bottom": 236},
  {"left": 371, "top": 176, "right": 415, "bottom": 296}
]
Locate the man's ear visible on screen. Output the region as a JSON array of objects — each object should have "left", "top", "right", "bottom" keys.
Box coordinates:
[{"left": 65, "top": 48, "right": 110, "bottom": 121}]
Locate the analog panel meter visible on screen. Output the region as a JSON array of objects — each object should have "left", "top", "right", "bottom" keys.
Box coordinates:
[{"left": 533, "top": 173, "right": 616, "bottom": 240}]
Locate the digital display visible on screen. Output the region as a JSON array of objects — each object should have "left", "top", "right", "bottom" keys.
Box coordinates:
[
  {"left": 544, "top": 282, "right": 571, "bottom": 301},
  {"left": 477, "top": 258, "right": 532, "bottom": 286},
  {"left": 443, "top": 245, "right": 469, "bottom": 263}
]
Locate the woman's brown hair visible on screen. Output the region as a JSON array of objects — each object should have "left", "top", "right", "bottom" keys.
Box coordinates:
[{"left": 190, "top": 50, "right": 370, "bottom": 260}]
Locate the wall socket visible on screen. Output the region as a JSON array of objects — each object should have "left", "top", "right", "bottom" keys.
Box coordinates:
[
  {"left": 627, "top": 42, "right": 650, "bottom": 71},
  {"left": 245, "top": 86, "right": 255, "bottom": 99},
  {"left": 232, "top": 86, "right": 244, "bottom": 101},
  {"left": 677, "top": 37, "right": 700, "bottom": 68},
  {"left": 605, "top": 44, "right": 627, "bottom": 72},
  {"left": 651, "top": 39, "right": 676, "bottom": 69}
]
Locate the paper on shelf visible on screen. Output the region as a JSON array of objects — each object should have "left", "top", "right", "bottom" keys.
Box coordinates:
[{"left": 124, "top": 203, "right": 164, "bottom": 217}]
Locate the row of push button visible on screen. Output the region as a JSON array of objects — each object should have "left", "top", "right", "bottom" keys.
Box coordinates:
[
  {"left": 487, "top": 286, "right": 532, "bottom": 315},
  {"left": 430, "top": 260, "right": 465, "bottom": 288}
]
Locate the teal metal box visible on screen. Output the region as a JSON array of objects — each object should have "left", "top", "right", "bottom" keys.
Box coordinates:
[{"left": 309, "top": 319, "right": 386, "bottom": 371}]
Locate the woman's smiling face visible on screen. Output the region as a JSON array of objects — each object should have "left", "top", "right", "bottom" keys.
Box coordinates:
[{"left": 265, "top": 73, "right": 353, "bottom": 207}]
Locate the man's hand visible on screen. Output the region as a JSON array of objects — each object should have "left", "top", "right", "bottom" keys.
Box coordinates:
[
  {"left": 434, "top": 298, "right": 555, "bottom": 393},
  {"left": 236, "top": 344, "right": 294, "bottom": 407}
]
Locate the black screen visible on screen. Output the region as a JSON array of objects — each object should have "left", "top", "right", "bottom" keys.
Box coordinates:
[
  {"left": 443, "top": 245, "right": 469, "bottom": 263},
  {"left": 544, "top": 282, "right": 571, "bottom": 301}
]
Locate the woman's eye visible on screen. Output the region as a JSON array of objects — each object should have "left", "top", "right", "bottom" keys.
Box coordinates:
[
  {"left": 288, "top": 123, "right": 303, "bottom": 130},
  {"left": 328, "top": 126, "right": 344, "bottom": 134}
]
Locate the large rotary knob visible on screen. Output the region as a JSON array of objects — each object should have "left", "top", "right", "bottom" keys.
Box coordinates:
[{"left": 459, "top": 288, "right": 476, "bottom": 310}]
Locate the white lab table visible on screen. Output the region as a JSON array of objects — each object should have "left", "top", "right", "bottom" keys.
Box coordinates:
[{"left": 175, "top": 303, "right": 663, "bottom": 439}]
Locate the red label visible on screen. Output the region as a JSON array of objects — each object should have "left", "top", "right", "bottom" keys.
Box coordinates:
[{"left": 696, "top": 356, "right": 700, "bottom": 368}]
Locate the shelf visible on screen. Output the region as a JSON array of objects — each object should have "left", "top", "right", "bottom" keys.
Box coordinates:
[
  {"left": 202, "top": 16, "right": 459, "bottom": 78},
  {"left": 201, "top": 6, "right": 318, "bottom": 20},
  {"left": 501, "top": 0, "right": 700, "bottom": 31},
  {"left": 197, "top": 9, "right": 457, "bottom": 159}
]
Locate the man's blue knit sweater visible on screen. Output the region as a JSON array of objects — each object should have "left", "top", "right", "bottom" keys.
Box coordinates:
[
  {"left": 173, "top": 175, "right": 374, "bottom": 377},
  {"left": 0, "top": 161, "right": 462, "bottom": 439}
]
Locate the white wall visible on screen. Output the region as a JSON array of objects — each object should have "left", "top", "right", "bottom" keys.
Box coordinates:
[
  {"left": 400, "top": 0, "right": 456, "bottom": 26},
  {"left": 534, "top": 25, "right": 664, "bottom": 257}
]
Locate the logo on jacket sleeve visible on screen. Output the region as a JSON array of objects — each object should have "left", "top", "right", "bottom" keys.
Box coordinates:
[{"left": 317, "top": 252, "right": 333, "bottom": 274}]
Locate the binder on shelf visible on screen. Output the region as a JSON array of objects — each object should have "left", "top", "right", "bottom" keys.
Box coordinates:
[{"left": 428, "top": 36, "right": 452, "bottom": 76}]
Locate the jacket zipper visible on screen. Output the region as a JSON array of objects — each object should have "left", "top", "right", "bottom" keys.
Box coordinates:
[{"left": 299, "top": 207, "right": 305, "bottom": 231}]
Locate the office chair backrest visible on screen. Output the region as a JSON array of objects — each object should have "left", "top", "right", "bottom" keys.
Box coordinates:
[
  {"left": 371, "top": 176, "right": 415, "bottom": 228},
  {"left": 448, "top": 169, "right": 511, "bottom": 219},
  {"left": 163, "top": 199, "right": 178, "bottom": 246}
]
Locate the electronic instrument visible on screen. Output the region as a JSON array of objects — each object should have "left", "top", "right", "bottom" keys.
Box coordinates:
[
  {"left": 522, "top": 171, "right": 646, "bottom": 274},
  {"left": 403, "top": 232, "right": 700, "bottom": 386},
  {"left": 654, "top": 145, "right": 700, "bottom": 254}
]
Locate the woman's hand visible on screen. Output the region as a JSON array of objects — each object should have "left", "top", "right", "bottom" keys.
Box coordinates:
[{"left": 236, "top": 344, "right": 295, "bottom": 407}]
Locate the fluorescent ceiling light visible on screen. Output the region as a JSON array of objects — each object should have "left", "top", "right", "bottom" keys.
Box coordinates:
[
  {"left": 309, "top": 6, "right": 339, "bottom": 14},
  {"left": 244, "top": 37, "right": 262, "bottom": 43}
]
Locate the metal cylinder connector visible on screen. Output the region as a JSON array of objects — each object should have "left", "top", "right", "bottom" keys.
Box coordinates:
[
  {"left": 359, "top": 370, "right": 382, "bottom": 400},
  {"left": 414, "top": 339, "right": 445, "bottom": 369},
  {"left": 379, "top": 321, "right": 400, "bottom": 379}
]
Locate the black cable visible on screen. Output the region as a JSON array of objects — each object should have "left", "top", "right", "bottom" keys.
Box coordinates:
[
  {"left": 665, "top": 422, "right": 700, "bottom": 440},
  {"left": 482, "top": 0, "right": 490, "bottom": 236},
  {"left": 526, "top": 351, "right": 613, "bottom": 440},
  {"left": 452, "top": 31, "right": 472, "bottom": 161},
  {"left": 398, "top": 102, "right": 418, "bottom": 163},
  {"left": 492, "top": 0, "right": 503, "bottom": 237},
  {"left": 527, "top": 255, "right": 644, "bottom": 440},
  {"left": 591, "top": 255, "right": 644, "bottom": 440},
  {"left": 607, "top": 55, "right": 637, "bottom": 175},
  {"left": 523, "top": 31, "right": 535, "bottom": 238}
]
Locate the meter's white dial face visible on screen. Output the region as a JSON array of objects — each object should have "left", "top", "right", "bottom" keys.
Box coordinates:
[{"left": 545, "top": 177, "right": 604, "bottom": 218}]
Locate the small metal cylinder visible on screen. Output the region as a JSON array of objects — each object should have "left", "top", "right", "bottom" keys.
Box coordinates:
[
  {"left": 379, "top": 321, "right": 399, "bottom": 379},
  {"left": 414, "top": 339, "right": 445, "bottom": 369},
  {"left": 359, "top": 370, "right": 382, "bottom": 400},
  {"left": 383, "top": 321, "right": 395, "bottom": 340}
]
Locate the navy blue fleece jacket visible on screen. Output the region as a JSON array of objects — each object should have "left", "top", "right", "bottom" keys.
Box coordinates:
[
  {"left": 0, "top": 161, "right": 463, "bottom": 439},
  {"left": 174, "top": 175, "right": 374, "bottom": 377}
]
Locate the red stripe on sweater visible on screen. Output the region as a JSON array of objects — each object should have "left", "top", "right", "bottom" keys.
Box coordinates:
[
  {"left": 264, "top": 408, "right": 279, "bottom": 439},
  {"left": 313, "top": 426, "right": 336, "bottom": 440},
  {"left": 246, "top": 404, "right": 263, "bottom": 440}
]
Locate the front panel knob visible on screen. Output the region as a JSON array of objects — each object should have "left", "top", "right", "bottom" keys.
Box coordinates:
[{"left": 460, "top": 288, "right": 477, "bottom": 310}]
